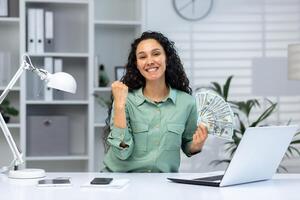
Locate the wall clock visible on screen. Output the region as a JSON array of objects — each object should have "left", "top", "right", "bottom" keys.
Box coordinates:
[{"left": 173, "top": 0, "right": 213, "bottom": 21}]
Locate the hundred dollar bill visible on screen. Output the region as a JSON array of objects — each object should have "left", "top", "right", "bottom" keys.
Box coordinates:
[{"left": 195, "top": 88, "right": 234, "bottom": 140}]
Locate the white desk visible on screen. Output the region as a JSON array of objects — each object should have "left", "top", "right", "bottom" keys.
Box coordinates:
[{"left": 1, "top": 172, "right": 300, "bottom": 200}]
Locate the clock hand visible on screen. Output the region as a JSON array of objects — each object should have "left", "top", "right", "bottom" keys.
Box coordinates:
[{"left": 179, "top": 0, "right": 193, "bottom": 11}]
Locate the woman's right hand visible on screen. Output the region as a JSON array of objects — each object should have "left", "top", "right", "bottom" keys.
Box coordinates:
[{"left": 111, "top": 81, "right": 128, "bottom": 108}]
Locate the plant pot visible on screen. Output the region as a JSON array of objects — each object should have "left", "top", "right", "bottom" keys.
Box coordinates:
[{"left": 2, "top": 115, "right": 10, "bottom": 123}]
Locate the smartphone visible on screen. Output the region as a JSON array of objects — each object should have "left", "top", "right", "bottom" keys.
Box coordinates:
[
  {"left": 38, "top": 178, "right": 71, "bottom": 187},
  {"left": 90, "top": 177, "right": 113, "bottom": 185}
]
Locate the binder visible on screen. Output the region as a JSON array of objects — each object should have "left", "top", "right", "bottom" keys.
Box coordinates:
[
  {"left": 3, "top": 52, "right": 11, "bottom": 85},
  {"left": 27, "top": 9, "right": 36, "bottom": 53},
  {"left": 44, "top": 57, "right": 53, "bottom": 101},
  {"left": 0, "top": 0, "right": 8, "bottom": 16},
  {"left": 44, "top": 11, "right": 54, "bottom": 52},
  {"left": 54, "top": 58, "right": 63, "bottom": 72},
  {"left": 94, "top": 55, "right": 99, "bottom": 87},
  {"left": 53, "top": 58, "right": 63, "bottom": 100},
  {"left": 0, "top": 52, "right": 11, "bottom": 85},
  {"left": 0, "top": 52, "right": 4, "bottom": 85},
  {"left": 36, "top": 9, "right": 44, "bottom": 53}
]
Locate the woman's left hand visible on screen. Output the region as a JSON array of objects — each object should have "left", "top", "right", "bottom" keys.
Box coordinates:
[{"left": 189, "top": 123, "right": 208, "bottom": 154}]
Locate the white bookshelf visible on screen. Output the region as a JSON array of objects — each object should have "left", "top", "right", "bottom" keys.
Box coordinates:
[
  {"left": 0, "top": 0, "right": 144, "bottom": 172},
  {"left": 94, "top": 123, "right": 106, "bottom": 128},
  {"left": 94, "top": 20, "right": 142, "bottom": 27},
  {"left": 0, "top": 87, "right": 20, "bottom": 91},
  {"left": 90, "top": 0, "right": 144, "bottom": 172},
  {"left": 19, "top": 0, "right": 90, "bottom": 172},
  {"left": 7, "top": 123, "right": 21, "bottom": 128},
  {"left": 25, "top": 0, "right": 88, "bottom": 4},
  {"left": 93, "top": 87, "right": 111, "bottom": 92},
  {"left": 0, "top": 17, "right": 20, "bottom": 23},
  {"left": 26, "top": 155, "right": 89, "bottom": 161},
  {"left": 0, "top": 0, "right": 20, "bottom": 169},
  {"left": 27, "top": 52, "right": 89, "bottom": 58},
  {"left": 26, "top": 100, "right": 89, "bottom": 105}
]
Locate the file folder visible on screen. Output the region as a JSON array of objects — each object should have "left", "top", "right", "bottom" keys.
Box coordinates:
[
  {"left": 94, "top": 55, "right": 99, "bottom": 87},
  {"left": 27, "top": 8, "right": 36, "bottom": 53},
  {"left": 45, "top": 11, "right": 54, "bottom": 52},
  {"left": 53, "top": 58, "right": 63, "bottom": 100},
  {"left": 36, "top": 9, "right": 44, "bottom": 53},
  {"left": 44, "top": 57, "right": 53, "bottom": 101}
]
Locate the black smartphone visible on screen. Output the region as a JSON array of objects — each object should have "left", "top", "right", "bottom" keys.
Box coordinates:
[{"left": 90, "top": 177, "right": 113, "bottom": 185}]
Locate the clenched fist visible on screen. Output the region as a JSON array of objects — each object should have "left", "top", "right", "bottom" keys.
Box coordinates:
[{"left": 111, "top": 81, "right": 128, "bottom": 109}]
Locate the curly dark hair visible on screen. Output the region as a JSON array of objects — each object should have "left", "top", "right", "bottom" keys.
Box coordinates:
[
  {"left": 122, "top": 31, "right": 192, "bottom": 93},
  {"left": 103, "top": 31, "right": 192, "bottom": 150}
]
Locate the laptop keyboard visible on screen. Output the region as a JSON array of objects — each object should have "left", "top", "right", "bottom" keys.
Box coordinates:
[{"left": 193, "top": 175, "right": 224, "bottom": 181}]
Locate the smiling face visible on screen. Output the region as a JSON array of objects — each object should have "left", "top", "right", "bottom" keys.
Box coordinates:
[{"left": 136, "top": 39, "right": 167, "bottom": 83}]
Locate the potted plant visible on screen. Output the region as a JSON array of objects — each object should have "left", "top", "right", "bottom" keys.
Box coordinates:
[
  {"left": 0, "top": 99, "right": 19, "bottom": 123},
  {"left": 93, "top": 93, "right": 112, "bottom": 123},
  {"left": 93, "top": 93, "right": 111, "bottom": 108},
  {"left": 204, "top": 75, "right": 300, "bottom": 171}
]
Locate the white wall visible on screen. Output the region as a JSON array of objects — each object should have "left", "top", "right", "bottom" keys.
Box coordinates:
[{"left": 145, "top": 0, "right": 300, "bottom": 172}]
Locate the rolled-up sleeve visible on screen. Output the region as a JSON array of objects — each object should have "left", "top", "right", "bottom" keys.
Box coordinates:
[
  {"left": 107, "top": 103, "right": 134, "bottom": 160},
  {"left": 181, "top": 99, "right": 198, "bottom": 157}
]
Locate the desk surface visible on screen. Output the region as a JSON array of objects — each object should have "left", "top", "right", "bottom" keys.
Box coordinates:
[{"left": 1, "top": 172, "right": 300, "bottom": 200}]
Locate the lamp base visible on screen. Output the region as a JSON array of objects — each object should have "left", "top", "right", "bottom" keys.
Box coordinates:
[{"left": 8, "top": 168, "right": 46, "bottom": 179}]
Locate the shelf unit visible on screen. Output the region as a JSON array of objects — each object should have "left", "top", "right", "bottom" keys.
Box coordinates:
[
  {"left": 0, "top": 0, "right": 20, "bottom": 168},
  {"left": 90, "top": 0, "right": 144, "bottom": 171},
  {"left": 0, "top": 0, "right": 144, "bottom": 172},
  {"left": 18, "top": 0, "right": 91, "bottom": 172}
]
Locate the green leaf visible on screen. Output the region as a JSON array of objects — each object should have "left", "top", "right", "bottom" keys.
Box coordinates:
[
  {"left": 287, "top": 146, "right": 300, "bottom": 156},
  {"left": 225, "top": 144, "right": 236, "bottom": 153},
  {"left": 209, "top": 159, "right": 231, "bottom": 166},
  {"left": 223, "top": 75, "right": 233, "bottom": 101},
  {"left": 6, "top": 107, "right": 18, "bottom": 116},
  {"left": 290, "top": 139, "right": 300, "bottom": 145},
  {"left": 2, "top": 100, "right": 9, "bottom": 106},
  {"left": 286, "top": 119, "right": 292, "bottom": 125},
  {"left": 277, "top": 165, "right": 288, "bottom": 172},
  {"left": 0, "top": 99, "right": 19, "bottom": 117},
  {"left": 250, "top": 101, "right": 277, "bottom": 127},
  {"left": 232, "top": 99, "right": 260, "bottom": 117},
  {"left": 211, "top": 82, "right": 223, "bottom": 97},
  {"left": 93, "top": 93, "right": 111, "bottom": 108}
]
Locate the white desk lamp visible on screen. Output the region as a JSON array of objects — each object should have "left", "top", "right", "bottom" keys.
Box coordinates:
[{"left": 0, "top": 54, "right": 77, "bottom": 179}]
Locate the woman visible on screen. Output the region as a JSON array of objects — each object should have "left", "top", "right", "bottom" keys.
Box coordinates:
[{"left": 103, "top": 31, "right": 207, "bottom": 172}]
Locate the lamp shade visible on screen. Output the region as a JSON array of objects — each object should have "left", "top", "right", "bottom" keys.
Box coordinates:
[{"left": 46, "top": 72, "right": 77, "bottom": 94}]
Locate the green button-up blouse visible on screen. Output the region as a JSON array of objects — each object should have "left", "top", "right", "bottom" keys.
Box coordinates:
[{"left": 103, "top": 87, "right": 198, "bottom": 172}]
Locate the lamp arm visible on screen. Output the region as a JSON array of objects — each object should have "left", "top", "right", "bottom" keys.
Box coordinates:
[
  {"left": 0, "top": 60, "right": 29, "bottom": 169},
  {"left": 0, "top": 113, "right": 24, "bottom": 167},
  {"left": 0, "top": 55, "right": 47, "bottom": 104},
  {"left": 0, "top": 61, "right": 26, "bottom": 104},
  {"left": 0, "top": 54, "right": 47, "bottom": 170}
]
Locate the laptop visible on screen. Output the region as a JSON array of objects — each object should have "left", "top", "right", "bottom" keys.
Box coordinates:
[{"left": 168, "top": 125, "right": 299, "bottom": 187}]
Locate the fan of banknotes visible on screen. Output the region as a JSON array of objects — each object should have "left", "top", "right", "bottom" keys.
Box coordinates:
[{"left": 195, "top": 88, "right": 234, "bottom": 140}]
